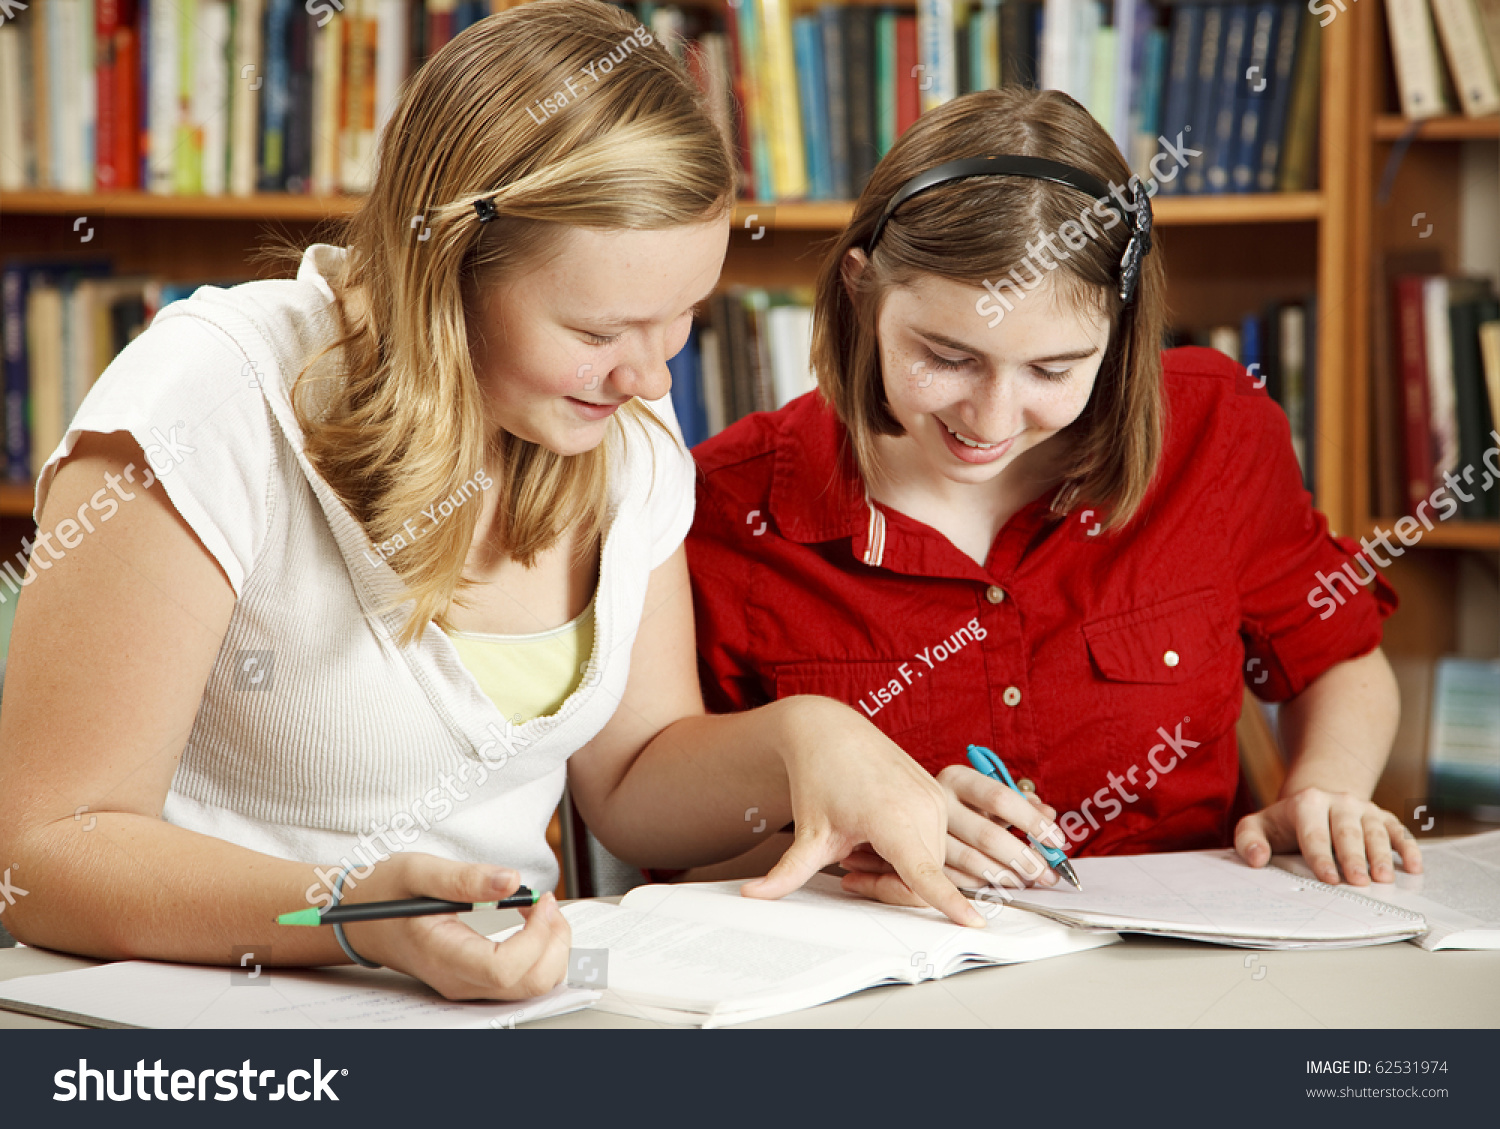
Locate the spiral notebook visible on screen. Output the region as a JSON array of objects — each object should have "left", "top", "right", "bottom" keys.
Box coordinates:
[{"left": 1000, "top": 849, "right": 1427, "bottom": 949}]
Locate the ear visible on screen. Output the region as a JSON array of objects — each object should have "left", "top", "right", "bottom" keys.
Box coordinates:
[{"left": 840, "top": 247, "right": 869, "bottom": 305}]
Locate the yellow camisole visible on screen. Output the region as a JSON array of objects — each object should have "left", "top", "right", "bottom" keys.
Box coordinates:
[{"left": 443, "top": 603, "right": 596, "bottom": 724}]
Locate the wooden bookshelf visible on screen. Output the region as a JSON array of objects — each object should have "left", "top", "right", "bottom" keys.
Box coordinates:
[{"left": 1349, "top": 4, "right": 1500, "bottom": 825}]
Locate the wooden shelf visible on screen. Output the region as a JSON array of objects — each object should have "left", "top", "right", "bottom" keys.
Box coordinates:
[
  {"left": 0, "top": 484, "right": 35, "bottom": 520},
  {"left": 1365, "top": 520, "right": 1500, "bottom": 552},
  {"left": 5, "top": 190, "right": 1328, "bottom": 229},
  {"left": 1373, "top": 115, "right": 1500, "bottom": 141}
]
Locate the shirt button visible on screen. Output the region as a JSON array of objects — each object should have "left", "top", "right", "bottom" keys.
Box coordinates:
[
  {"left": 1163, "top": 650, "right": 1180, "bottom": 668},
  {"left": 1002, "top": 686, "right": 1021, "bottom": 707},
  {"left": 986, "top": 585, "right": 1006, "bottom": 604},
  {"left": 1016, "top": 777, "right": 1036, "bottom": 793}
]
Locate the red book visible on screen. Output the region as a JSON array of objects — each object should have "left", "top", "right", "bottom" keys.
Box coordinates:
[
  {"left": 895, "top": 14, "right": 919, "bottom": 138},
  {"left": 94, "top": 0, "right": 140, "bottom": 190},
  {"left": 721, "top": 2, "right": 757, "bottom": 200},
  {"left": 1393, "top": 275, "right": 1436, "bottom": 514}
]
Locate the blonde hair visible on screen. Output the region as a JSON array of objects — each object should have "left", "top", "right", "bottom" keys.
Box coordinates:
[
  {"left": 812, "top": 87, "right": 1167, "bottom": 533},
  {"left": 264, "top": 0, "right": 735, "bottom": 645}
]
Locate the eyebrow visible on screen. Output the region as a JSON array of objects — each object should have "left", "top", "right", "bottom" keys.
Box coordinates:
[{"left": 916, "top": 328, "right": 1099, "bottom": 365}]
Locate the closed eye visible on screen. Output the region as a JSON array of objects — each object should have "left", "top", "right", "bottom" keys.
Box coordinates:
[
  {"left": 1033, "top": 365, "right": 1072, "bottom": 380},
  {"left": 924, "top": 349, "right": 972, "bottom": 372}
]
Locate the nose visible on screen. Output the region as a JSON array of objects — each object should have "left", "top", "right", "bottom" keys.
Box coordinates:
[
  {"left": 608, "top": 332, "right": 673, "bottom": 403},
  {"left": 961, "top": 373, "right": 1018, "bottom": 440}
]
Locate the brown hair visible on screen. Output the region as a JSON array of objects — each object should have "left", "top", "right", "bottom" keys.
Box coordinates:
[
  {"left": 812, "top": 86, "right": 1167, "bottom": 532},
  {"left": 264, "top": 0, "right": 735, "bottom": 644}
]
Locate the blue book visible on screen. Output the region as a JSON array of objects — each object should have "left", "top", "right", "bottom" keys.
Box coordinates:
[
  {"left": 1257, "top": 2, "right": 1304, "bottom": 191},
  {"left": 2, "top": 260, "right": 112, "bottom": 485},
  {"left": 1183, "top": 5, "right": 1225, "bottom": 195},
  {"left": 793, "top": 16, "right": 833, "bottom": 200},
  {"left": 1156, "top": 5, "right": 1201, "bottom": 196},
  {"left": 666, "top": 325, "right": 707, "bottom": 450},
  {"left": 257, "top": 0, "right": 293, "bottom": 192},
  {"left": 1240, "top": 311, "right": 1263, "bottom": 386},
  {"left": 819, "top": 5, "right": 852, "bottom": 200},
  {"left": 1138, "top": 28, "right": 1168, "bottom": 155},
  {"left": 1232, "top": 4, "right": 1280, "bottom": 193},
  {"left": 1206, "top": 5, "right": 1251, "bottom": 195}
]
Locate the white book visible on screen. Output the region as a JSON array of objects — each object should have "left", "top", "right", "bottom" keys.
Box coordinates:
[
  {"left": 196, "top": 0, "right": 233, "bottom": 195},
  {"left": 497, "top": 873, "right": 1117, "bottom": 1028},
  {"left": 698, "top": 326, "right": 727, "bottom": 436},
  {"left": 229, "top": 0, "right": 265, "bottom": 197},
  {"left": 52, "top": 0, "right": 90, "bottom": 191},
  {"left": 0, "top": 961, "right": 598, "bottom": 1029},
  {"left": 766, "top": 303, "right": 815, "bottom": 408},
  {"left": 1005, "top": 849, "right": 1427, "bottom": 948},
  {"left": 1040, "top": 0, "right": 1074, "bottom": 96},
  {"left": 148, "top": 0, "right": 180, "bottom": 192},
  {"left": 916, "top": 0, "right": 959, "bottom": 111},
  {"left": 0, "top": 22, "right": 24, "bottom": 191},
  {"left": 1275, "top": 831, "right": 1500, "bottom": 951},
  {"left": 374, "top": 0, "right": 409, "bottom": 155},
  {"left": 1429, "top": 0, "right": 1500, "bottom": 115},
  {"left": 1384, "top": 0, "right": 1453, "bottom": 118},
  {"left": 1422, "top": 276, "right": 1460, "bottom": 479}
]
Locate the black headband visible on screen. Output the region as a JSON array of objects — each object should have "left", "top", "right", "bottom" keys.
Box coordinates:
[{"left": 864, "top": 155, "right": 1154, "bottom": 303}]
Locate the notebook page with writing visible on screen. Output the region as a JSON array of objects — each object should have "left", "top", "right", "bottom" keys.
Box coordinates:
[
  {"left": 1004, "top": 849, "right": 1425, "bottom": 946},
  {"left": 0, "top": 960, "right": 599, "bottom": 1029},
  {"left": 1274, "top": 831, "right": 1500, "bottom": 950}
]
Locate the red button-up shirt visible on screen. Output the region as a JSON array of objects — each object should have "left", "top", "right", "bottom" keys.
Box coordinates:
[{"left": 686, "top": 347, "right": 1398, "bottom": 857}]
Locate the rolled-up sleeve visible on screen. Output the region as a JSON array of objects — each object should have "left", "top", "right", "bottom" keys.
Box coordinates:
[{"left": 1224, "top": 387, "right": 1398, "bottom": 702}]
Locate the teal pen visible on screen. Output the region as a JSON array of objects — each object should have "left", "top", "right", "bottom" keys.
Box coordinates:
[{"left": 966, "top": 744, "right": 1083, "bottom": 891}]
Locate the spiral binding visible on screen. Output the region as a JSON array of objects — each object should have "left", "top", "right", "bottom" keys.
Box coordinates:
[{"left": 1286, "top": 872, "right": 1427, "bottom": 926}]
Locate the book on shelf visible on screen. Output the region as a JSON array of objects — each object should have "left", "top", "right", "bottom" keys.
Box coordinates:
[
  {"left": 0, "top": 1, "right": 1328, "bottom": 205},
  {"left": 1199, "top": 297, "right": 1317, "bottom": 491},
  {"left": 1428, "top": 0, "right": 1500, "bottom": 117},
  {"left": 1428, "top": 660, "right": 1500, "bottom": 812},
  {"left": 0, "top": 260, "right": 236, "bottom": 487},
  {"left": 1386, "top": 273, "right": 1500, "bottom": 521}
]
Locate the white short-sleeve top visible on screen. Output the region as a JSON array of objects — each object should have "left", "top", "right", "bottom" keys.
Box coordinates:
[{"left": 33, "top": 244, "right": 696, "bottom": 893}]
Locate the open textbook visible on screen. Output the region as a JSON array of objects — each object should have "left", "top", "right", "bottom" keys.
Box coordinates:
[
  {"left": 0, "top": 960, "right": 599, "bottom": 1029},
  {"left": 1272, "top": 830, "right": 1500, "bottom": 950},
  {"left": 997, "top": 849, "right": 1428, "bottom": 948},
  {"left": 490, "top": 872, "right": 1119, "bottom": 1028}
]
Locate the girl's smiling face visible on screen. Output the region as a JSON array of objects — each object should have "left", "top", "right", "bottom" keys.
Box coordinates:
[
  {"left": 468, "top": 211, "right": 730, "bottom": 456},
  {"left": 857, "top": 258, "right": 1112, "bottom": 490}
]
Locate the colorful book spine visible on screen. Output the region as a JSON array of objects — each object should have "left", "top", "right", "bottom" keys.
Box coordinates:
[
  {"left": 1394, "top": 276, "right": 1437, "bottom": 513},
  {"left": 793, "top": 16, "right": 832, "bottom": 200}
]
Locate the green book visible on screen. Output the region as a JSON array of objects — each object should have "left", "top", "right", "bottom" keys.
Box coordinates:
[{"left": 875, "top": 10, "right": 896, "bottom": 157}]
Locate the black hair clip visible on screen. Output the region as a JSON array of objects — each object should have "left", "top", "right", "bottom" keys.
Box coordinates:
[
  {"left": 473, "top": 195, "right": 499, "bottom": 223},
  {"left": 1117, "top": 180, "right": 1153, "bottom": 304}
]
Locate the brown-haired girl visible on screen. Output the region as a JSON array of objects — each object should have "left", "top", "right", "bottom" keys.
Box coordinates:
[
  {"left": 0, "top": 0, "right": 987, "bottom": 1004},
  {"left": 688, "top": 86, "right": 1422, "bottom": 904}
]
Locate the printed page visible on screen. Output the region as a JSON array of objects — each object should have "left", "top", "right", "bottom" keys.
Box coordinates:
[
  {"left": 619, "top": 872, "right": 1116, "bottom": 971},
  {"left": 1006, "top": 850, "right": 1423, "bottom": 943},
  {"left": 0, "top": 960, "right": 598, "bottom": 1028},
  {"left": 1276, "top": 831, "right": 1500, "bottom": 950},
  {"left": 549, "top": 899, "right": 896, "bottom": 1015}
]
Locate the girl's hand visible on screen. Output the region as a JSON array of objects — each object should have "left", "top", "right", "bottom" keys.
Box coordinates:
[
  {"left": 337, "top": 854, "right": 572, "bottom": 1000},
  {"left": 740, "top": 697, "right": 988, "bottom": 927},
  {"left": 840, "top": 764, "right": 1067, "bottom": 894},
  {"left": 1234, "top": 787, "right": 1423, "bottom": 886}
]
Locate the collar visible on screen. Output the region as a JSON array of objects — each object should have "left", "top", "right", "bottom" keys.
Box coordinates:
[
  {"left": 766, "top": 394, "right": 887, "bottom": 564},
  {"left": 766, "top": 393, "right": 1069, "bottom": 578}
]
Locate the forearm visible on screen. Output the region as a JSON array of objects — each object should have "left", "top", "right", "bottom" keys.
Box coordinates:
[
  {"left": 1278, "top": 647, "right": 1400, "bottom": 800},
  {"left": 578, "top": 696, "right": 815, "bottom": 869},
  {"left": 1, "top": 814, "right": 353, "bottom": 966}
]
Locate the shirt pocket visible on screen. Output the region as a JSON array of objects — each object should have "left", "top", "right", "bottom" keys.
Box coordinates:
[
  {"left": 772, "top": 659, "right": 931, "bottom": 748},
  {"left": 1081, "top": 587, "right": 1243, "bottom": 740}
]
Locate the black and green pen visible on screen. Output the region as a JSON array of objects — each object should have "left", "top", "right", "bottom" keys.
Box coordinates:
[{"left": 277, "top": 887, "right": 539, "bottom": 927}]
